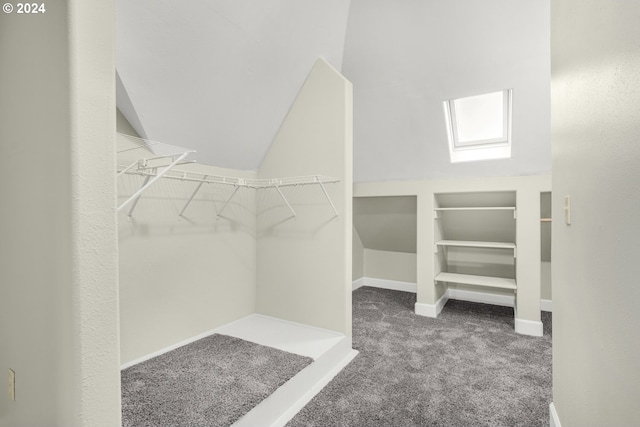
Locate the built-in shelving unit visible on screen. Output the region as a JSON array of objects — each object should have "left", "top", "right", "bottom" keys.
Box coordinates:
[{"left": 433, "top": 191, "right": 518, "bottom": 310}]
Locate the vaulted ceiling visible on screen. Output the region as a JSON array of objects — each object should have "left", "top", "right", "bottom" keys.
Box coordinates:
[{"left": 116, "top": 0, "right": 551, "bottom": 181}]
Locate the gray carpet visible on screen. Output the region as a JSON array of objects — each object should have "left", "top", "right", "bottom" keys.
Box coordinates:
[
  {"left": 288, "top": 287, "right": 552, "bottom": 427},
  {"left": 121, "top": 333, "right": 312, "bottom": 427}
]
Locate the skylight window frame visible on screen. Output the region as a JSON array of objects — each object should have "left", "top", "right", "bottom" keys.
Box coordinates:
[{"left": 443, "top": 89, "right": 513, "bottom": 163}]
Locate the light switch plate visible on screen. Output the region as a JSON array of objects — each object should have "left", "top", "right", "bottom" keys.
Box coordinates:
[{"left": 8, "top": 369, "right": 15, "bottom": 401}]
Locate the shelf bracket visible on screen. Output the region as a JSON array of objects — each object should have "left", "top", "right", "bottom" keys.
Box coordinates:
[
  {"left": 275, "top": 185, "right": 296, "bottom": 218},
  {"left": 513, "top": 209, "right": 517, "bottom": 220},
  {"left": 315, "top": 176, "right": 338, "bottom": 217},
  {"left": 126, "top": 175, "right": 152, "bottom": 218},
  {"left": 217, "top": 185, "right": 240, "bottom": 218},
  {"left": 118, "top": 152, "right": 190, "bottom": 213},
  {"left": 179, "top": 175, "right": 208, "bottom": 217},
  {"left": 117, "top": 160, "right": 139, "bottom": 177}
]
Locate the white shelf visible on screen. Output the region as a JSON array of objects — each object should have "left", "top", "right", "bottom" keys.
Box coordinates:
[
  {"left": 434, "top": 207, "right": 515, "bottom": 211},
  {"left": 116, "top": 133, "right": 340, "bottom": 218},
  {"left": 435, "top": 272, "right": 517, "bottom": 290},
  {"left": 435, "top": 240, "right": 516, "bottom": 250}
]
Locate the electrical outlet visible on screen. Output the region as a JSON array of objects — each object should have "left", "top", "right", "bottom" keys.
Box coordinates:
[{"left": 8, "top": 369, "right": 15, "bottom": 401}]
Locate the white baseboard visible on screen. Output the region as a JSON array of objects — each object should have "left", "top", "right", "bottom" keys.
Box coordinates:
[
  {"left": 351, "top": 280, "right": 550, "bottom": 336},
  {"left": 549, "top": 403, "right": 562, "bottom": 427},
  {"left": 415, "top": 292, "right": 449, "bottom": 318},
  {"left": 447, "top": 288, "right": 515, "bottom": 308},
  {"left": 515, "top": 318, "right": 543, "bottom": 337},
  {"left": 120, "top": 324, "right": 225, "bottom": 370},
  {"left": 352, "top": 277, "right": 416, "bottom": 293},
  {"left": 541, "top": 299, "right": 553, "bottom": 312}
]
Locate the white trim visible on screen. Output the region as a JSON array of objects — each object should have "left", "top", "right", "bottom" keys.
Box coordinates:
[
  {"left": 515, "top": 318, "right": 543, "bottom": 337},
  {"left": 121, "top": 313, "right": 345, "bottom": 370},
  {"left": 120, "top": 325, "right": 224, "bottom": 370},
  {"left": 447, "top": 288, "right": 553, "bottom": 314},
  {"left": 415, "top": 293, "right": 449, "bottom": 318},
  {"left": 361, "top": 277, "right": 417, "bottom": 293},
  {"left": 352, "top": 277, "right": 416, "bottom": 293},
  {"left": 447, "top": 287, "right": 515, "bottom": 307},
  {"left": 234, "top": 338, "right": 357, "bottom": 427},
  {"left": 549, "top": 403, "right": 562, "bottom": 427}
]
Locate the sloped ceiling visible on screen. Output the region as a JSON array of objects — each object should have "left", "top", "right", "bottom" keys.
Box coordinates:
[
  {"left": 116, "top": 0, "right": 551, "bottom": 180},
  {"left": 115, "top": 0, "right": 351, "bottom": 170},
  {"left": 344, "top": 0, "right": 551, "bottom": 182}
]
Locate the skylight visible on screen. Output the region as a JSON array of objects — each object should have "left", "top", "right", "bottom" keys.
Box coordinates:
[{"left": 444, "top": 89, "right": 512, "bottom": 163}]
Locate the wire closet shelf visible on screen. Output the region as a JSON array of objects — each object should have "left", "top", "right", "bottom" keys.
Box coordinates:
[{"left": 116, "top": 133, "right": 341, "bottom": 218}]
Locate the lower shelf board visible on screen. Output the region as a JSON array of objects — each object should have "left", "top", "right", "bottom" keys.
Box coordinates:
[{"left": 435, "top": 272, "right": 517, "bottom": 290}]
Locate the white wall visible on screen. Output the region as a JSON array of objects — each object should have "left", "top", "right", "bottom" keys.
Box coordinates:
[
  {"left": 551, "top": 2, "right": 640, "bottom": 425},
  {"left": 363, "top": 249, "right": 416, "bottom": 284},
  {"left": 117, "top": 108, "right": 140, "bottom": 137},
  {"left": 118, "top": 161, "right": 257, "bottom": 364},
  {"left": 352, "top": 226, "right": 364, "bottom": 280},
  {"left": 344, "top": 0, "right": 551, "bottom": 182},
  {"left": 257, "top": 59, "right": 353, "bottom": 335},
  {"left": 0, "top": 0, "right": 120, "bottom": 425},
  {"left": 353, "top": 196, "right": 417, "bottom": 253},
  {"left": 541, "top": 192, "right": 552, "bottom": 301}
]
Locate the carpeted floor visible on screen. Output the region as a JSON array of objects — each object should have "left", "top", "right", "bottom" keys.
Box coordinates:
[
  {"left": 288, "top": 287, "right": 552, "bottom": 427},
  {"left": 121, "top": 333, "right": 312, "bottom": 427}
]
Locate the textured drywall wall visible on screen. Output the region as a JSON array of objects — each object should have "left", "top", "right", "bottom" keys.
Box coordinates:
[
  {"left": 364, "top": 249, "right": 416, "bottom": 283},
  {"left": 353, "top": 226, "right": 364, "bottom": 280},
  {"left": 257, "top": 58, "right": 352, "bottom": 335},
  {"left": 344, "top": 0, "right": 551, "bottom": 181},
  {"left": 551, "top": 1, "right": 640, "bottom": 425},
  {"left": 118, "top": 160, "right": 257, "bottom": 364},
  {"left": 0, "top": 0, "right": 120, "bottom": 425}
]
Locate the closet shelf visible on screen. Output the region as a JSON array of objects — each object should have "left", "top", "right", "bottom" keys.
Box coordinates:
[
  {"left": 434, "top": 207, "right": 516, "bottom": 211},
  {"left": 435, "top": 240, "right": 516, "bottom": 249},
  {"left": 116, "top": 133, "right": 340, "bottom": 218},
  {"left": 435, "top": 240, "right": 516, "bottom": 257},
  {"left": 435, "top": 272, "right": 517, "bottom": 290},
  {"left": 540, "top": 218, "right": 552, "bottom": 222},
  {"left": 434, "top": 206, "right": 517, "bottom": 219},
  {"left": 118, "top": 167, "right": 340, "bottom": 189}
]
